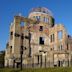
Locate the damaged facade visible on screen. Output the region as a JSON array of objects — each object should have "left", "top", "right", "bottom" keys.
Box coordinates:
[{"left": 5, "top": 7, "right": 72, "bottom": 68}]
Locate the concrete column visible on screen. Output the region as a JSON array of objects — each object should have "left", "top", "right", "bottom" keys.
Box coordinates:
[{"left": 69, "top": 54, "right": 71, "bottom": 67}]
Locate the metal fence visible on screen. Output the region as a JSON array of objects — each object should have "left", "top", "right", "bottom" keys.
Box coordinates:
[
  {"left": 22, "top": 61, "right": 72, "bottom": 68},
  {"left": 5, "top": 61, "right": 72, "bottom": 68}
]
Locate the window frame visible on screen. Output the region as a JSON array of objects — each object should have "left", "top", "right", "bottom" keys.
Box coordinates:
[
  {"left": 58, "top": 30, "right": 63, "bottom": 40},
  {"left": 39, "top": 26, "right": 43, "bottom": 31},
  {"left": 50, "top": 34, "right": 54, "bottom": 42},
  {"left": 44, "top": 17, "right": 49, "bottom": 23},
  {"left": 39, "top": 37, "right": 44, "bottom": 45},
  {"left": 36, "top": 16, "right": 40, "bottom": 21}
]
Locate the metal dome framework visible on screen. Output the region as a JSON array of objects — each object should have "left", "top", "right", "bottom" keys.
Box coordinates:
[{"left": 29, "top": 7, "right": 53, "bottom": 16}]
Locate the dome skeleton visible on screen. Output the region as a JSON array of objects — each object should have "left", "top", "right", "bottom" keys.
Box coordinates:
[{"left": 29, "top": 7, "right": 53, "bottom": 17}]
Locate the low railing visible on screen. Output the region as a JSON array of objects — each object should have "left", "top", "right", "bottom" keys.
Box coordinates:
[
  {"left": 5, "top": 61, "right": 72, "bottom": 68},
  {"left": 22, "top": 61, "right": 72, "bottom": 68}
]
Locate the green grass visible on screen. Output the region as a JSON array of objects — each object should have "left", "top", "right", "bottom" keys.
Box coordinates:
[{"left": 0, "top": 67, "right": 72, "bottom": 72}]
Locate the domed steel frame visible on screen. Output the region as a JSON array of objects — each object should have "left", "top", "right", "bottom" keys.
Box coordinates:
[{"left": 29, "top": 7, "right": 53, "bottom": 16}]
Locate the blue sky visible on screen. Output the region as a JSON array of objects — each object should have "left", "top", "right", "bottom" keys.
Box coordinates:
[{"left": 0, "top": 0, "right": 72, "bottom": 51}]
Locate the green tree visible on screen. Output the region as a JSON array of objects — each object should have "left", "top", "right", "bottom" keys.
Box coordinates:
[{"left": 0, "top": 51, "right": 5, "bottom": 68}]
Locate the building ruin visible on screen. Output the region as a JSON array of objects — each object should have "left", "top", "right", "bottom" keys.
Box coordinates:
[{"left": 5, "top": 7, "right": 72, "bottom": 68}]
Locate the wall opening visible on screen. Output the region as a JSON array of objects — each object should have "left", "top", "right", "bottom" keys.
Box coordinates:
[
  {"left": 20, "top": 22, "right": 26, "bottom": 27},
  {"left": 58, "top": 31, "right": 63, "bottom": 40},
  {"left": 39, "top": 37, "right": 44, "bottom": 45},
  {"left": 39, "top": 26, "right": 43, "bottom": 31}
]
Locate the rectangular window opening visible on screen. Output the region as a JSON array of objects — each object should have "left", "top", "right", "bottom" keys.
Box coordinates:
[
  {"left": 39, "top": 26, "right": 43, "bottom": 31},
  {"left": 10, "top": 46, "right": 12, "bottom": 53},
  {"left": 10, "top": 32, "right": 13, "bottom": 35},
  {"left": 59, "top": 44, "right": 63, "bottom": 50},
  {"left": 39, "top": 37, "right": 44, "bottom": 45},
  {"left": 20, "top": 22, "right": 26, "bottom": 27},
  {"left": 36, "top": 16, "right": 40, "bottom": 21},
  {"left": 44, "top": 17, "right": 48, "bottom": 23},
  {"left": 67, "top": 43, "right": 69, "bottom": 50},
  {"left": 10, "top": 32, "right": 13, "bottom": 39},
  {"left": 50, "top": 34, "right": 54, "bottom": 42},
  {"left": 58, "top": 31, "right": 63, "bottom": 40},
  {"left": 38, "top": 55, "right": 39, "bottom": 64}
]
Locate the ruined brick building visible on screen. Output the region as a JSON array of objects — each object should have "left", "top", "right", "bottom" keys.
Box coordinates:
[{"left": 5, "top": 7, "right": 72, "bottom": 68}]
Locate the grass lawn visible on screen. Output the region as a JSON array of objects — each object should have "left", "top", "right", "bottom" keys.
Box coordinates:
[{"left": 0, "top": 67, "right": 72, "bottom": 72}]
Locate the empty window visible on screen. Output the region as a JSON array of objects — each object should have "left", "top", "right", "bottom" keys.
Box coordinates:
[
  {"left": 44, "top": 17, "right": 48, "bottom": 23},
  {"left": 54, "top": 45, "right": 57, "bottom": 51},
  {"left": 58, "top": 31, "right": 63, "bottom": 40},
  {"left": 59, "top": 44, "right": 63, "bottom": 50},
  {"left": 10, "top": 46, "right": 12, "bottom": 53},
  {"left": 50, "top": 35, "right": 52, "bottom": 42},
  {"left": 10, "top": 32, "right": 13, "bottom": 35},
  {"left": 43, "top": 10, "right": 46, "bottom": 13},
  {"left": 39, "top": 37, "right": 44, "bottom": 45},
  {"left": 20, "top": 46, "right": 23, "bottom": 54},
  {"left": 20, "top": 22, "right": 26, "bottom": 27},
  {"left": 50, "top": 34, "right": 54, "bottom": 42},
  {"left": 39, "top": 26, "right": 43, "bottom": 31},
  {"left": 37, "top": 55, "right": 39, "bottom": 64},
  {"left": 29, "top": 48, "right": 31, "bottom": 57},
  {"left": 67, "top": 43, "right": 69, "bottom": 50},
  {"left": 50, "top": 48, "right": 53, "bottom": 51},
  {"left": 11, "top": 46, "right": 12, "bottom": 48},
  {"left": 36, "top": 16, "right": 40, "bottom": 21},
  {"left": 10, "top": 32, "right": 13, "bottom": 39},
  {"left": 33, "top": 16, "right": 35, "bottom": 18},
  {"left": 14, "top": 33, "right": 20, "bottom": 37},
  {"left": 53, "top": 34, "right": 54, "bottom": 41},
  {"left": 20, "top": 22, "right": 24, "bottom": 27},
  {"left": 51, "top": 18, "right": 54, "bottom": 27}
]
